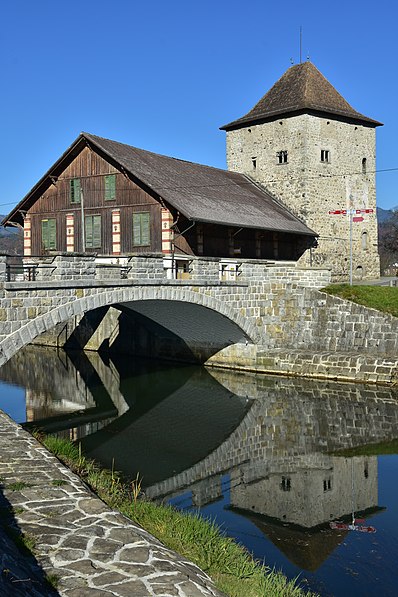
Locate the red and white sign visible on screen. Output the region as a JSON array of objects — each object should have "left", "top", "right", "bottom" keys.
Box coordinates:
[{"left": 328, "top": 208, "right": 374, "bottom": 216}]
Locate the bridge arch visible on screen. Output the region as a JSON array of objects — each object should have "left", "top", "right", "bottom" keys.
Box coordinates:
[{"left": 0, "top": 285, "right": 259, "bottom": 366}]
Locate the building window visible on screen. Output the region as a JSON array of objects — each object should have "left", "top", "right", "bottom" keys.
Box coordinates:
[
  {"left": 252, "top": 157, "right": 257, "bottom": 170},
  {"left": 41, "top": 218, "right": 56, "bottom": 251},
  {"left": 277, "top": 150, "right": 288, "bottom": 164},
  {"left": 362, "top": 231, "right": 368, "bottom": 250},
  {"left": 85, "top": 215, "right": 102, "bottom": 249},
  {"left": 105, "top": 174, "right": 116, "bottom": 200},
  {"left": 280, "top": 476, "right": 291, "bottom": 491},
  {"left": 321, "top": 149, "right": 330, "bottom": 163},
  {"left": 323, "top": 479, "right": 332, "bottom": 492},
  {"left": 70, "top": 178, "right": 81, "bottom": 203},
  {"left": 133, "top": 212, "right": 150, "bottom": 246},
  {"left": 362, "top": 158, "right": 367, "bottom": 174}
]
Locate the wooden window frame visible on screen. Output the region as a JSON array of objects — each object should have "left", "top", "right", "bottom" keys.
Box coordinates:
[{"left": 133, "top": 212, "right": 151, "bottom": 247}]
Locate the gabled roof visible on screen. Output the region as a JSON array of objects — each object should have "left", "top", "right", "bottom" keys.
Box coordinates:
[
  {"left": 221, "top": 62, "right": 382, "bottom": 130},
  {"left": 3, "top": 133, "right": 316, "bottom": 237}
]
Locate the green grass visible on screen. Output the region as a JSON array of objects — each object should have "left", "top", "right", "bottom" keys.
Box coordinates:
[
  {"left": 6, "top": 528, "right": 36, "bottom": 555},
  {"left": 36, "top": 433, "right": 316, "bottom": 597},
  {"left": 331, "top": 438, "right": 398, "bottom": 457},
  {"left": 7, "top": 481, "right": 32, "bottom": 491},
  {"left": 321, "top": 284, "right": 398, "bottom": 317},
  {"left": 45, "top": 572, "right": 60, "bottom": 589}
]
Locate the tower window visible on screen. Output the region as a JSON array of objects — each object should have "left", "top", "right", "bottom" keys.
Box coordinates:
[
  {"left": 323, "top": 478, "right": 332, "bottom": 492},
  {"left": 362, "top": 231, "right": 368, "bottom": 250},
  {"left": 362, "top": 158, "right": 367, "bottom": 174},
  {"left": 321, "top": 149, "right": 330, "bottom": 163},
  {"left": 280, "top": 476, "right": 291, "bottom": 491},
  {"left": 277, "top": 150, "right": 288, "bottom": 164},
  {"left": 252, "top": 157, "right": 257, "bottom": 170}
]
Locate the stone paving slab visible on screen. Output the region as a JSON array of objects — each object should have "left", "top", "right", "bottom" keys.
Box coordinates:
[{"left": 0, "top": 411, "right": 226, "bottom": 596}]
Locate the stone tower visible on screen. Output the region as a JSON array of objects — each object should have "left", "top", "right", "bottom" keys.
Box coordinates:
[{"left": 221, "top": 62, "right": 382, "bottom": 280}]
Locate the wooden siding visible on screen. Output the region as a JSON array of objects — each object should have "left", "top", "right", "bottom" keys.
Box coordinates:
[
  {"left": 26, "top": 145, "right": 308, "bottom": 261},
  {"left": 28, "top": 147, "right": 162, "bottom": 255}
]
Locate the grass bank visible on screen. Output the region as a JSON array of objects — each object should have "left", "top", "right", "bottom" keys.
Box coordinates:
[
  {"left": 321, "top": 284, "right": 398, "bottom": 317},
  {"left": 331, "top": 438, "right": 398, "bottom": 457},
  {"left": 36, "top": 433, "right": 317, "bottom": 597}
]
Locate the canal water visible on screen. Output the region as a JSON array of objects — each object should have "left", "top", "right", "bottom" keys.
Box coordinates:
[{"left": 1, "top": 346, "right": 398, "bottom": 597}]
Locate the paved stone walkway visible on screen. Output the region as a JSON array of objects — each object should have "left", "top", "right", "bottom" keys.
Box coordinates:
[{"left": 0, "top": 411, "right": 226, "bottom": 596}]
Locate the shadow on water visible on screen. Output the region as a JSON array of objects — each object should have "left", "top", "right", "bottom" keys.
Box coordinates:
[
  {"left": 1, "top": 347, "right": 252, "bottom": 486},
  {"left": 0, "top": 485, "right": 58, "bottom": 596}
]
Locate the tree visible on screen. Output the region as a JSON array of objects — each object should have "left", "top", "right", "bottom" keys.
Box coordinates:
[{"left": 378, "top": 212, "right": 398, "bottom": 274}]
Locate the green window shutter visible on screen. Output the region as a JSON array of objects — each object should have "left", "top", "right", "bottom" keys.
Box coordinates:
[
  {"left": 41, "top": 219, "right": 56, "bottom": 250},
  {"left": 85, "top": 215, "right": 101, "bottom": 249},
  {"left": 105, "top": 175, "right": 116, "bottom": 200},
  {"left": 48, "top": 218, "right": 56, "bottom": 249},
  {"left": 133, "top": 212, "right": 150, "bottom": 246},
  {"left": 70, "top": 178, "right": 81, "bottom": 203},
  {"left": 85, "top": 216, "right": 93, "bottom": 248},
  {"left": 92, "top": 215, "right": 102, "bottom": 247},
  {"left": 133, "top": 213, "right": 141, "bottom": 245},
  {"left": 141, "top": 212, "right": 150, "bottom": 245},
  {"left": 41, "top": 219, "right": 48, "bottom": 248}
]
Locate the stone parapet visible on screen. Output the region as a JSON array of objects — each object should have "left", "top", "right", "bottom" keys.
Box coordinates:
[
  {"left": 23, "top": 254, "right": 96, "bottom": 281},
  {"left": 0, "top": 256, "right": 7, "bottom": 282},
  {"left": 190, "top": 256, "right": 220, "bottom": 282},
  {"left": 126, "top": 254, "right": 165, "bottom": 281}
]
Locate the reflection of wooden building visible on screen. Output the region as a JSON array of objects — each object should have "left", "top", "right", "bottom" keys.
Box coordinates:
[{"left": 3, "top": 133, "right": 316, "bottom": 262}]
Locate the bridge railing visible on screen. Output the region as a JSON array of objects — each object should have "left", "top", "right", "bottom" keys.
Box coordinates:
[{"left": 0, "top": 253, "right": 331, "bottom": 288}]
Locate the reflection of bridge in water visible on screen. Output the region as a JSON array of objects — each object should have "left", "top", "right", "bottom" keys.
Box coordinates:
[{"left": 1, "top": 347, "right": 397, "bottom": 556}]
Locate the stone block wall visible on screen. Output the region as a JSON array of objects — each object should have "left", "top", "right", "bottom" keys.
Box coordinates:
[
  {"left": 226, "top": 114, "right": 380, "bottom": 280},
  {"left": 126, "top": 255, "right": 165, "bottom": 281},
  {"left": 189, "top": 256, "right": 220, "bottom": 283},
  {"left": 0, "top": 257, "right": 6, "bottom": 282},
  {"left": 26, "top": 254, "right": 97, "bottom": 281},
  {"left": 94, "top": 255, "right": 165, "bottom": 281}
]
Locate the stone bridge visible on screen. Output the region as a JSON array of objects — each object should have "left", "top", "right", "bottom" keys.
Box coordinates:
[{"left": 0, "top": 253, "right": 397, "bottom": 383}]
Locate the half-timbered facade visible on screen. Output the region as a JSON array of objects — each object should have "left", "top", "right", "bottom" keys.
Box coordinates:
[{"left": 2, "top": 133, "right": 316, "bottom": 264}]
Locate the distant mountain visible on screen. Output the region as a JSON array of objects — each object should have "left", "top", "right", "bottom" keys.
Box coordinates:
[
  {"left": 0, "top": 215, "right": 23, "bottom": 254},
  {"left": 0, "top": 215, "right": 20, "bottom": 237},
  {"left": 377, "top": 207, "right": 395, "bottom": 224}
]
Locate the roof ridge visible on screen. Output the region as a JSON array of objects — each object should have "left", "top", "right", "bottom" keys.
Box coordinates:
[{"left": 82, "top": 131, "right": 232, "bottom": 176}]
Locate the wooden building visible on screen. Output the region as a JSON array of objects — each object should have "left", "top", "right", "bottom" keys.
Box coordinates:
[{"left": 2, "top": 133, "right": 316, "bottom": 264}]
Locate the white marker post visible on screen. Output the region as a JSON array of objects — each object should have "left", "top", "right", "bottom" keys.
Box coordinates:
[{"left": 328, "top": 208, "right": 374, "bottom": 285}]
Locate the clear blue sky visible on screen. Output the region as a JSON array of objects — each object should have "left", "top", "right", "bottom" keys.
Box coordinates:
[{"left": 1, "top": 0, "right": 397, "bottom": 212}]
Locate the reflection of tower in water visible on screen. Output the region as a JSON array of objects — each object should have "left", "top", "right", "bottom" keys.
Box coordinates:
[{"left": 229, "top": 454, "right": 378, "bottom": 528}]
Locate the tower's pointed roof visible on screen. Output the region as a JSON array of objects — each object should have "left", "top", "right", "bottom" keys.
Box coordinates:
[{"left": 221, "top": 62, "right": 382, "bottom": 130}]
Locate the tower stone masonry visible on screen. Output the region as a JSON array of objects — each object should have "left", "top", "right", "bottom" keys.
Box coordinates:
[{"left": 221, "top": 62, "right": 382, "bottom": 281}]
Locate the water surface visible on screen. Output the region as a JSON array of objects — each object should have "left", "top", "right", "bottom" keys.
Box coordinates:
[{"left": 1, "top": 346, "right": 398, "bottom": 596}]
